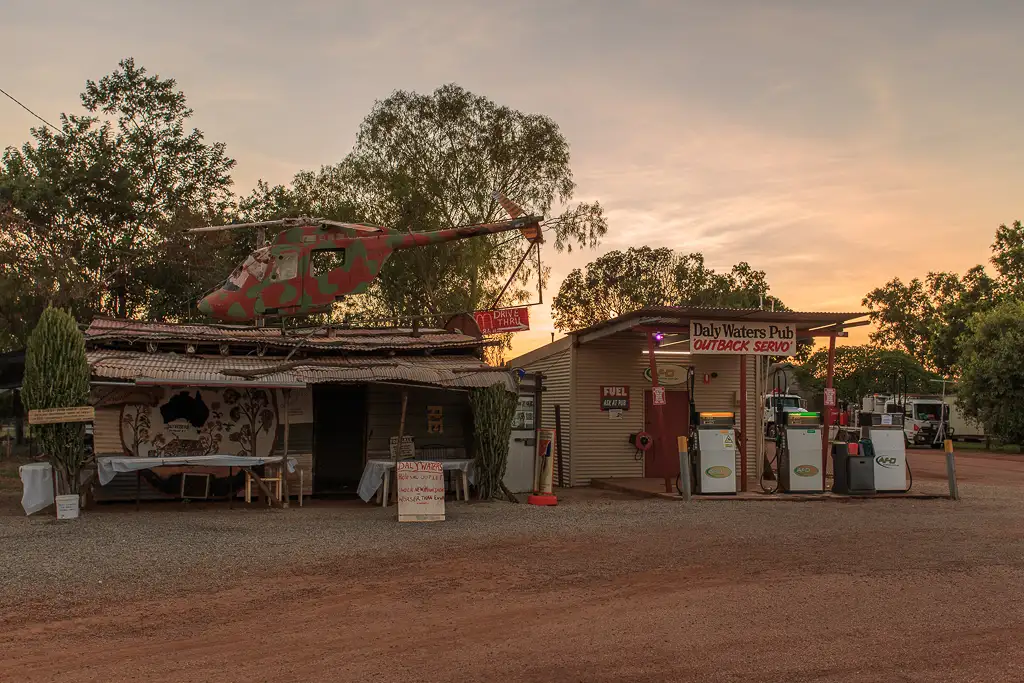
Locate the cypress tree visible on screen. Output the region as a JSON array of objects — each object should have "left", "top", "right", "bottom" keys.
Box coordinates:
[{"left": 21, "top": 307, "right": 91, "bottom": 495}]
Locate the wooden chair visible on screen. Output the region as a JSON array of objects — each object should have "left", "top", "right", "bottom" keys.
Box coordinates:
[{"left": 245, "top": 464, "right": 282, "bottom": 504}]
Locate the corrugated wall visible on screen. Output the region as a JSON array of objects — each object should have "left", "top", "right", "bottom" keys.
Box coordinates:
[
  {"left": 572, "top": 333, "right": 758, "bottom": 486},
  {"left": 518, "top": 344, "right": 572, "bottom": 487},
  {"left": 365, "top": 384, "right": 472, "bottom": 460}
]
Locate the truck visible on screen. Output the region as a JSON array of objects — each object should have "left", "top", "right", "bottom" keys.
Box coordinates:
[
  {"left": 859, "top": 393, "right": 985, "bottom": 447},
  {"left": 763, "top": 392, "right": 807, "bottom": 436}
]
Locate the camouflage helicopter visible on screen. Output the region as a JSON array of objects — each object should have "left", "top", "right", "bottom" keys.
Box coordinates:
[{"left": 191, "top": 192, "right": 542, "bottom": 323}]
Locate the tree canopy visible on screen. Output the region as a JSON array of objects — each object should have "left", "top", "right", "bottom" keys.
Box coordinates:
[
  {"left": 1, "top": 58, "right": 241, "bottom": 349},
  {"left": 862, "top": 222, "right": 1019, "bottom": 375},
  {"left": 1, "top": 63, "right": 605, "bottom": 356},
  {"left": 956, "top": 300, "right": 1024, "bottom": 444},
  {"left": 551, "top": 246, "right": 786, "bottom": 332},
  {"left": 796, "top": 345, "right": 940, "bottom": 404},
  {"left": 240, "top": 84, "right": 607, "bottom": 327}
]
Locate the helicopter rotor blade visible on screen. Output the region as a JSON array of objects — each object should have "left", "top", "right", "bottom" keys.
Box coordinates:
[
  {"left": 491, "top": 189, "right": 525, "bottom": 219},
  {"left": 188, "top": 219, "right": 289, "bottom": 233},
  {"left": 318, "top": 219, "right": 386, "bottom": 233}
]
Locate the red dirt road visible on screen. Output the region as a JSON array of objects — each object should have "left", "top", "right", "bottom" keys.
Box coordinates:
[
  {"left": 1, "top": 460, "right": 1023, "bottom": 682},
  {"left": 908, "top": 448, "right": 1024, "bottom": 486}
]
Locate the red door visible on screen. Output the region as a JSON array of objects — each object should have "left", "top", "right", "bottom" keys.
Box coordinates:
[{"left": 644, "top": 390, "right": 690, "bottom": 478}]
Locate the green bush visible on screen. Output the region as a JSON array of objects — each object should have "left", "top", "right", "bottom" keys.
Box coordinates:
[
  {"left": 957, "top": 300, "right": 1024, "bottom": 444},
  {"left": 21, "top": 307, "right": 91, "bottom": 494}
]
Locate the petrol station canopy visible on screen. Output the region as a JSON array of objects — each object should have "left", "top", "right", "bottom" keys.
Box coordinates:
[{"left": 569, "top": 306, "right": 869, "bottom": 346}]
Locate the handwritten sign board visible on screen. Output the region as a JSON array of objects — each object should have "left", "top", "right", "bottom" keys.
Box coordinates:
[
  {"left": 689, "top": 320, "right": 797, "bottom": 356},
  {"left": 652, "top": 386, "right": 667, "bottom": 406},
  {"left": 397, "top": 461, "right": 445, "bottom": 522},
  {"left": 28, "top": 406, "right": 95, "bottom": 425},
  {"left": 824, "top": 388, "right": 837, "bottom": 407},
  {"left": 600, "top": 385, "right": 630, "bottom": 411}
]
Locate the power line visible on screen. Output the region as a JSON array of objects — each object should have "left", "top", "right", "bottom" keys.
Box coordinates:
[{"left": 0, "top": 86, "right": 59, "bottom": 132}]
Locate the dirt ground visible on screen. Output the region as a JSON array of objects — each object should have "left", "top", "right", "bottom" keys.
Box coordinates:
[{"left": 1, "top": 451, "right": 1023, "bottom": 682}]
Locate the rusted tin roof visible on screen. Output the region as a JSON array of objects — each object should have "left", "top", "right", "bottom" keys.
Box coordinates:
[
  {"left": 87, "top": 350, "right": 514, "bottom": 390},
  {"left": 84, "top": 317, "right": 486, "bottom": 352}
]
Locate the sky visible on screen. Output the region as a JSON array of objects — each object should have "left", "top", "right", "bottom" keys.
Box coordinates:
[{"left": 2, "top": 0, "right": 1022, "bottom": 359}]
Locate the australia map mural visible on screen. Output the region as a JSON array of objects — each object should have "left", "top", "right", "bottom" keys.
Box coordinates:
[{"left": 121, "top": 387, "right": 279, "bottom": 458}]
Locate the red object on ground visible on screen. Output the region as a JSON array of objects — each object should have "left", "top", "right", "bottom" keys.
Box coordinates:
[{"left": 527, "top": 493, "right": 558, "bottom": 506}]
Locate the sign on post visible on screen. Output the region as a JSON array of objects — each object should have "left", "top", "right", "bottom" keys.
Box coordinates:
[
  {"left": 397, "top": 461, "right": 445, "bottom": 522},
  {"left": 28, "top": 406, "right": 95, "bottom": 425},
  {"left": 689, "top": 320, "right": 797, "bottom": 356},
  {"left": 389, "top": 435, "right": 415, "bottom": 460},
  {"left": 535, "top": 428, "right": 556, "bottom": 494},
  {"left": 473, "top": 307, "right": 530, "bottom": 335},
  {"left": 600, "top": 386, "right": 630, "bottom": 411},
  {"left": 652, "top": 386, "right": 667, "bottom": 406},
  {"left": 824, "top": 388, "right": 837, "bottom": 407}
]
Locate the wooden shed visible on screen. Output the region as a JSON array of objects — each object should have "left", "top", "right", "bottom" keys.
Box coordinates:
[
  {"left": 508, "top": 307, "right": 866, "bottom": 490},
  {"left": 84, "top": 318, "right": 514, "bottom": 501}
]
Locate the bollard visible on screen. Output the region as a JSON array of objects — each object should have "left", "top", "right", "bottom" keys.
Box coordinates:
[
  {"left": 677, "top": 436, "right": 692, "bottom": 502},
  {"left": 944, "top": 439, "right": 959, "bottom": 501}
]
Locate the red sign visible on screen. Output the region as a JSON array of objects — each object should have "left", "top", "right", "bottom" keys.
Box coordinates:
[
  {"left": 600, "top": 385, "right": 630, "bottom": 411},
  {"left": 824, "top": 388, "right": 836, "bottom": 407},
  {"left": 473, "top": 307, "right": 530, "bottom": 335},
  {"left": 652, "top": 386, "right": 667, "bottom": 406}
]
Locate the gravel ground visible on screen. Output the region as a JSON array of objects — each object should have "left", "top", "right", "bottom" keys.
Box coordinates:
[{"left": 1, "top": 479, "right": 1023, "bottom": 681}]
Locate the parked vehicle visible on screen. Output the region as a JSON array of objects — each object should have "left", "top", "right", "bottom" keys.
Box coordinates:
[
  {"left": 763, "top": 392, "right": 806, "bottom": 436},
  {"left": 859, "top": 393, "right": 985, "bottom": 447}
]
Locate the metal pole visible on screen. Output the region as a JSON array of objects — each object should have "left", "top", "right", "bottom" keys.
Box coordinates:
[
  {"left": 944, "top": 439, "right": 959, "bottom": 500},
  {"left": 645, "top": 332, "right": 670, "bottom": 493},
  {"left": 281, "top": 389, "right": 291, "bottom": 508},
  {"left": 739, "top": 354, "right": 748, "bottom": 492},
  {"left": 677, "top": 436, "right": 692, "bottom": 501},
  {"left": 822, "top": 335, "right": 836, "bottom": 478}
]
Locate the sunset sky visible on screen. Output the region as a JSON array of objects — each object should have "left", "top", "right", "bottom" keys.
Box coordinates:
[{"left": 3, "top": 1, "right": 1021, "bottom": 358}]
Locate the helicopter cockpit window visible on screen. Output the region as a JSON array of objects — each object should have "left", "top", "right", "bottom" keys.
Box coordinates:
[
  {"left": 310, "top": 248, "right": 346, "bottom": 277},
  {"left": 271, "top": 251, "right": 299, "bottom": 281},
  {"left": 223, "top": 248, "right": 272, "bottom": 290}
]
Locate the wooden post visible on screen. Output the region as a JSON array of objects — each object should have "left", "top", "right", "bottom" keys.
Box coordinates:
[
  {"left": 135, "top": 470, "right": 141, "bottom": 512},
  {"left": 392, "top": 390, "right": 409, "bottom": 504},
  {"left": 228, "top": 466, "right": 234, "bottom": 509},
  {"left": 822, "top": 334, "right": 837, "bottom": 477},
  {"left": 281, "top": 389, "right": 291, "bottom": 508},
  {"left": 677, "top": 436, "right": 692, "bottom": 501},
  {"left": 944, "top": 439, "right": 959, "bottom": 500},
  {"left": 739, "top": 354, "right": 748, "bottom": 492},
  {"left": 554, "top": 404, "right": 565, "bottom": 488}
]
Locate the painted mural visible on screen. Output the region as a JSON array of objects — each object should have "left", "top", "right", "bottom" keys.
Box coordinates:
[{"left": 120, "top": 387, "right": 279, "bottom": 458}]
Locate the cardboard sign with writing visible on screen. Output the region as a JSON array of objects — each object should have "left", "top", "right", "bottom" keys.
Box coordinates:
[
  {"left": 689, "top": 320, "right": 797, "bottom": 356},
  {"left": 397, "top": 461, "right": 445, "bottom": 522},
  {"left": 652, "top": 386, "right": 667, "bottom": 406},
  {"left": 600, "top": 385, "right": 630, "bottom": 411},
  {"left": 28, "top": 406, "right": 95, "bottom": 425},
  {"left": 389, "top": 435, "right": 415, "bottom": 460}
]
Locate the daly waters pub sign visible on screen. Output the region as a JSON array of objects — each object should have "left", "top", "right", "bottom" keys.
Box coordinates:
[{"left": 689, "top": 320, "right": 797, "bottom": 356}]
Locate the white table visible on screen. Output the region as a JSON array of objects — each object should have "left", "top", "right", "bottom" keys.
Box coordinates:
[{"left": 357, "top": 459, "right": 474, "bottom": 506}]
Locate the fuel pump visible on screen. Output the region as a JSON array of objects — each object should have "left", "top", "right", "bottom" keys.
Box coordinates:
[
  {"left": 779, "top": 411, "right": 825, "bottom": 493},
  {"left": 858, "top": 370, "right": 913, "bottom": 493},
  {"left": 674, "top": 369, "right": 738, "bottom": 495}
]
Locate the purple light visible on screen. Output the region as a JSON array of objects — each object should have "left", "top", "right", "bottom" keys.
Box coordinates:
[{"left": 653, "top": 332, "right": 665, "bottom": 343}]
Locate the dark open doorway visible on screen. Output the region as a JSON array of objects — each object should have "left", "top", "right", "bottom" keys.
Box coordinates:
[{"left": 312, "top": 384, "right": 367, "bottom": 495}]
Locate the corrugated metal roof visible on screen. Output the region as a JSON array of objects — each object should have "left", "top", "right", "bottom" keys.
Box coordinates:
[
  {"left": 84, "top": 317, "right": 486, "bottom": 352},
  {"left": 87, "top": 350, "right": 514, "bottom": 390}
]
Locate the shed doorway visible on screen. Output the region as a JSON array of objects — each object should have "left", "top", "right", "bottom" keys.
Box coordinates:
[
  {"left": 312, "top": 384, "right": 367, "bottom": 495},
  {"left": 643, "top": 390, "right": 690, "bottom": 478}
]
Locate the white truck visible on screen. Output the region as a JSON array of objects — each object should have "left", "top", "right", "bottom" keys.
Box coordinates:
[
  {"left": 859, "top": 393, "right": 985, "bottom": 447},
  {"left": 763, "top": 392, "right": 807, "bottom": 436}
]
